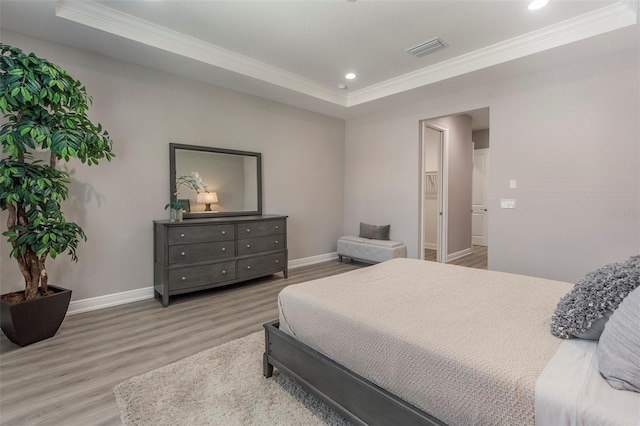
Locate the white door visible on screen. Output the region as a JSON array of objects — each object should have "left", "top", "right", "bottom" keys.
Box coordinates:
[{"left": 472, "top": 149, "right": 489, "bottom": 246}]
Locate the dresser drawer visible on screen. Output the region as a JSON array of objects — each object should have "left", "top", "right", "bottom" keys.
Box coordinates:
[
  {"left": 168, "top": 241, "right": 235, "bottom": 265},
  {"left": 168, "top": 224, "right": 235, "bottom": 245},
  {"left": 237, "top": 252, "right": 286, "bottom": 279},
  {"left": 168, "top": 261, "right": 236, "bottom": 291},
  {"left": 237, "top": 219, "right": 285, "bottom": 239},
  {"left": 237, "top": 235, "right": 284, "bottom": 256}
]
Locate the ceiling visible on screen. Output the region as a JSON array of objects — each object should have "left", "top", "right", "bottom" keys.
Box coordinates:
[{"left": 0, "top": 1, "right": 638, "bottom": 125}]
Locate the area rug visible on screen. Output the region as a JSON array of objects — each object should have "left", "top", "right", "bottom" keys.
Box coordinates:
[{"left": 113, "top": 331, "right": 350, "bottom": 425}]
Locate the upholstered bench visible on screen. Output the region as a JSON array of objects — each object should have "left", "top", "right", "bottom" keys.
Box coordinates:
[{"left": 337, "top": 235, "right": 407, "bottom": 264}]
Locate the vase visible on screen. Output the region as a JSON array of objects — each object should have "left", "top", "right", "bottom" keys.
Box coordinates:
[{"left": 170, "top": 208, "right": 183, "bottom": 222}]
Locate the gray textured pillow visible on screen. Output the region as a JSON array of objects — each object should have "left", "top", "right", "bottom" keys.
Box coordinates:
[
  {"left": 550, "top": 255, "right": 640, "bottom": 339},
  {"left": 597, "top": 286, "right": 640, "bottom": 392},
  {"left": 359, "top": 222, "right": 390, "bottom": 240}
]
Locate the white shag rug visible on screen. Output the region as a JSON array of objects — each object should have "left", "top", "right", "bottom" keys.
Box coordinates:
[{"left": 113, "top": 331, "right": 351, "bottom": 425}]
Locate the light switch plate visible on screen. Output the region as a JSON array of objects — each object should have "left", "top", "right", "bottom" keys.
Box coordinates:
[{"left": 501, "top": 199, "right": 516, "bottom": 209}]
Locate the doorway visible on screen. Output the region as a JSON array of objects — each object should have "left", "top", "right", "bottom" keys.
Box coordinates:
[
  {"left": 420, "top": 122, "right": 447, "bottom": 263},
  {"left": 420, "top": 108, "right": 489, "bottom": 269}
]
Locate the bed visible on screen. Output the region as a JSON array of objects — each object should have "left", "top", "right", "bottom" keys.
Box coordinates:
[{"left": 263, "top": 258, "right": 640, "bottom": 425}]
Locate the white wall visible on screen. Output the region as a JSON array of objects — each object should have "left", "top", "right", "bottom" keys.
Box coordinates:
[
  {"left": 345, "top": 46, "right": 639, "bottom": 283},
  {"left": 0, "top": 31, "right": 346, "bottom": 301}
]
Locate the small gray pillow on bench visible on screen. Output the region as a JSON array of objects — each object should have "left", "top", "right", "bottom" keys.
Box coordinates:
[{"left": 359, "top": 222, "right": 390, "bottom": 240}]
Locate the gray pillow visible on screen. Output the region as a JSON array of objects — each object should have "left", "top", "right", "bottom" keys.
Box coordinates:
[
  {"left": 359, "top": 222, "right": 390, "bottom": 240},
  {"left": 597, "top": 286, "right": 640, "bottom": 392},
  {"left": 572, "top": 312, "right": 612, "bottom": 340},
  {"left": 550, "top": 255, "right": 640, "bottom": 339}
]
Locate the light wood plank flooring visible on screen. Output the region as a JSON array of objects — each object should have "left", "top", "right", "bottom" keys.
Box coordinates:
[
  {"left": 424, "top": 245, "right": 488, "bottom": 269},
  {"left": 0, "top": 261, "right": 360, "bottom": 426},
  {"left": 0, "top": 252, "right": 489, "bottom": 425}
]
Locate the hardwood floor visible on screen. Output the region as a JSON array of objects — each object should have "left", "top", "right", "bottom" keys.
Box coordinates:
[
  {"left": 424, "top": 245, "right": 488, "bottom": 269},
  {"left": 0, "top": 261, "right": 361, "bottom": 426},
  {"left": 0, "top": 251, "right": 488, "bottom": 425}
]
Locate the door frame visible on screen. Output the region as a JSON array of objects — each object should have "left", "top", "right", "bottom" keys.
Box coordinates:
[
  {"left": 419, "top": 121, "right": 449, "bottom": 263},
  {"left": 472, "top": 148, "right": 490, "bottom": 247}
]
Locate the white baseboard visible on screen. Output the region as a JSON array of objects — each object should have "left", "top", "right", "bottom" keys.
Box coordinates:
[
  {"left": 67, "top": 253, "right": 339, "bottom": 316},
  {"left": 447, "top": 247, "right": 473, "bottom": 262},
  {"left": 67, "top": 286, "right": 154, "bottom": 316},
  {"left": 288, "top": 252, "right": 339, "bottom": 269}
]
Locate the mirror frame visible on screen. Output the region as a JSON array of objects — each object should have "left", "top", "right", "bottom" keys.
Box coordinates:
[{"left": 170, "top": 143, "right": 262, "bottom": 219}]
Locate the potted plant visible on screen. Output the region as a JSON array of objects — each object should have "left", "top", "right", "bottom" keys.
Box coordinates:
[{"left": 0, "top": 44, "right": 114, "bottom": 346}]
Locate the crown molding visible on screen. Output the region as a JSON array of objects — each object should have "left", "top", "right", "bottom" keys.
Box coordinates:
[
  {"left": 55, "top": 0, "right": 348, "bottom": 106},
  {"left": 56, "top": 1, "right": 636, "bottom": 109},
  {"left": 347, "top": 1, "right": 637, "bottom": 106}
]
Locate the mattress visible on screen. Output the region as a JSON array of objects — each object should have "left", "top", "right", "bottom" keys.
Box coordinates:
[
  {"left": 536, "top": 339, "right": 640, "bottom": 425},
  {"left": 278, "top": 258, "right": 573, "bottom": 425}
]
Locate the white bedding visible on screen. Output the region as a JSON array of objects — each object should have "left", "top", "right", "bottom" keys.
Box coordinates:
[
  {"left": 536, "top": 339, "right": 640, "bottom": 425},
  {"left": 278, "top": 258, "right": 572, "bottom": 425}
]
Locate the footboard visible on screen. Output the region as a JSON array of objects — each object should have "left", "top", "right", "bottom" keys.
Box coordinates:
[{"left": 263, "top": 320, "right": 445, "bottom": 426}]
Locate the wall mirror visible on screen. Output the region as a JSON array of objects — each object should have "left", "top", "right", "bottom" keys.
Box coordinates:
[{"left": 170, "top": 143, "right": 262, "bottom": 218}]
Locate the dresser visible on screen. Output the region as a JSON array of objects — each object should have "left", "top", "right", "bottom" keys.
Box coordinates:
[{"left": 153, "top": 215, "right": 287, "bottom": 307}]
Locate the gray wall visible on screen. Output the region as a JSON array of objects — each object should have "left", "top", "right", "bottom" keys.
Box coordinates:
[
  {"left": 0, "top": 31, "right": 346, "bottom": 300},
  {"left": 345, "top": 47, "right": 639, "bottom": 283},
  {"left": 473, "top": 129, "right": 490, "bottom": 149}
]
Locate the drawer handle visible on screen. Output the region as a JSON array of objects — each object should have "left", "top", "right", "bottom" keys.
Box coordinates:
[
  {"left": 246, "top": 228, "right": 251, "bottom": 232},
  {"left": 181, "top": 276, "right": 186, "bottom": 281},
  {"left": 275, "top": 225, "right": 279, "bottom": 230},
  {"left": 181, "top": 252, "right": 186, "bottom": 256},
  {"left": 275, "top": 240, "right": 279, "bottom": 244},
  {"left": 275, "top": 260, "right": 279, "bottom": 264},
  {"left": 246, "top": 244, "right": 251, "bottom": 248},
  {"left": 222, "top": 270, "right": 226, "bottom": 274},
  {"left": 222, "top": 230, "right": 226, "bottom": 235},
  {"left": 222, "top": 247, "right": 226, "bottom": 252},
  {"left": 180, "top": 233, "right": 185, "bottom": 238},
  {"left": 246, "top": 265, "right": 251, "bottom": 270}
]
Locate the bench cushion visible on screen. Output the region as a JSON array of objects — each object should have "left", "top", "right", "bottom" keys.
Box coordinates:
[
  {"left": 337, "top": 235, "right": 407, "bottom": 263},
  {"left": 339, "top": 235, "right": 403, "bottom": 248}
]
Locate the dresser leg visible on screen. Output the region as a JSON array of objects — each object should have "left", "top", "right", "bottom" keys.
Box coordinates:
[
  {"left": 162, "top": 293, "right": 169, "bottom": 308},
  {"left": 283, "top": 269, "right": 288, "bottom": 279}
]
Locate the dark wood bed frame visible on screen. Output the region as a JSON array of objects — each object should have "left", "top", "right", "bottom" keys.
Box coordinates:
[{"left": 263, "top": 320, "right": 445, "bottom": 426}]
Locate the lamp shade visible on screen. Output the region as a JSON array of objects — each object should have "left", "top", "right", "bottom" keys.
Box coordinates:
[{"left": 197, "top": 192, "right": 218, "bottom": 204}]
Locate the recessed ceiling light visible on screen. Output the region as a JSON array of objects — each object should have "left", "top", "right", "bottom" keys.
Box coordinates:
[
  {"left": 345, "top": 73, "right": 357, "bottom": 80},
  {"left": 528, "top": 0, "right": 549, "bottom": 10},
  {"left": 337, "top": 84, "right": 348, "bottom": 90}
]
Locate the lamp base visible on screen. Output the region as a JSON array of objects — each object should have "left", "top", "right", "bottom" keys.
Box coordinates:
[{"left": 204, "top": 203, "right": 212, "bottom": 211}]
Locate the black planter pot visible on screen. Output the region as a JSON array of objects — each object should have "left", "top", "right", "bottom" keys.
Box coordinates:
[{"left": 0, "top": 285, "right": 72, "bottom": 347}]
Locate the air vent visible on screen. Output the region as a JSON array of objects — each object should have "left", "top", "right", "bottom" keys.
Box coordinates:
[{"left": 406, "top": 37, "right": 448, "bottom": 58}]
